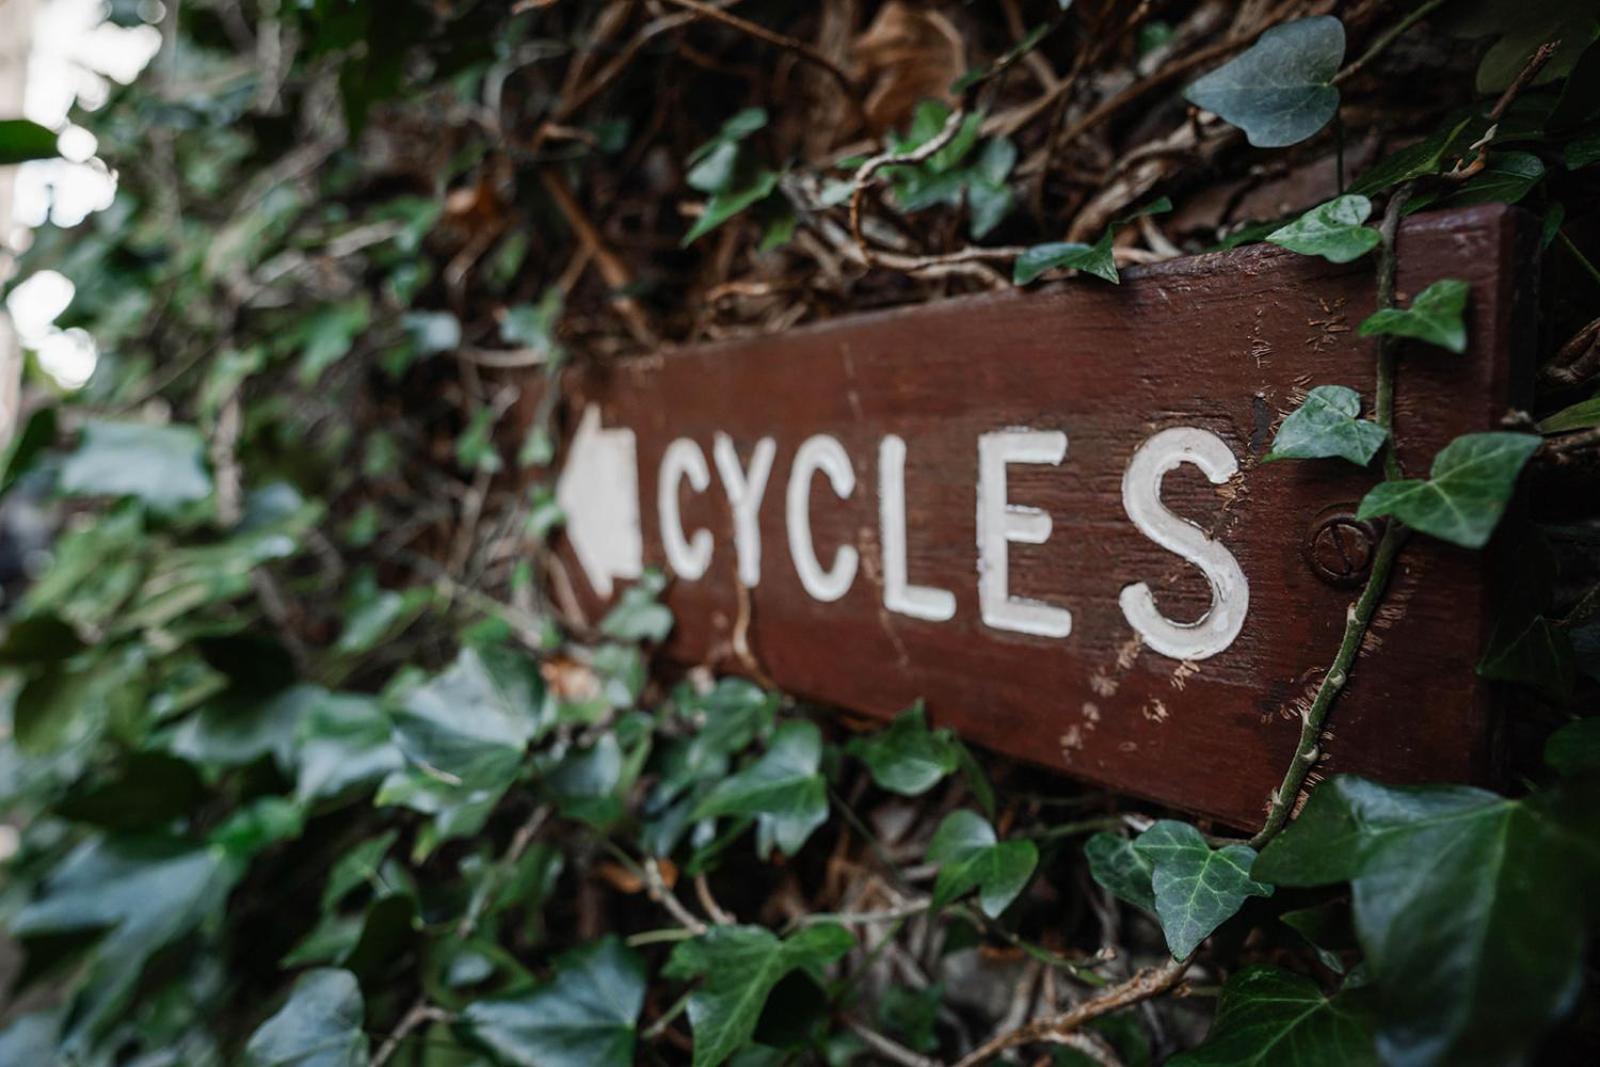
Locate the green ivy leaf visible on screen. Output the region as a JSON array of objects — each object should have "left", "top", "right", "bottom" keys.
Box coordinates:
[
  {"left": 243, "top": 969, "right": 368, "bottom": 1067},
  {"left": 0, "top": 118, "right": 59, "bottom": 164},
  {"left": 1357, "top": 278, "right": 1470, "bottom": 354},
  {"left": 683, "top": 170, "right": 781, "bottom": 246},
  {"left": 1014, "top": 231, "right": 1116, "bottom": 285},
  {"left": 692, "top": 721, "right": 829, "bottom": 855},
  {"left": 1538, "top": 394, "right": 1600, "bottom": 434},
  {"left": 1266, "top": 196, "right": 1381, "bottom": 263},
  {"left": 1254, "top": 776, "right": 1600, "bottom": 1067},
  {"left": 58, "top": 420, "right": 213, "bottom": 509},
  {"left": 1279, "top": 899, "right": 1356, "bottom": 975},
  {"left": 846, "top": 703, "right": 960, "bottom": 796},
  {"left": 1442, "top": 150, "right": 1545, "bottom": 207},
  {"left": 1477, "top": 614, "right": 1575, "bottom": 700},
  {"left": 1349, "top": 114, "right": 1476, "bottom": 196},
  {"left": 1133, "top": 821, "right": 1272, "bottom": 959},
  {"left": 600, "top": 570, "right": 674, "bottom": 642},
  {"left": 1357, "top": 432, "right": 1540, "bottom": 548},
  {"left": 664, "top": 924, "right": 854, "bottom": 1067},
  {"left": 1085, "top": 832, "right": 1156, "bottom": 912},
  {"left": 461, "top": 937, "right": 646, "bottom": 1067},
  {"left": 1184, "top": 16, "right": 1346, "bottom": 148},
  {"left": 1545, "top": 718, "right": 1600, "bottom": 778},
  {"left": 389, "top": 646, "right": 546, "bottom": 789},
  {"left": 1265, "top": 385, "right": 1388, "bottom": 466},
  {"left": 295, "top": 691, "right": 404, "bottom": 803},
  {"left": 927, "top": 809, "right": 1039, "bottom": 917},
  {"left": 1168, "top": 966, "right": 1377, "bottom": 1066},
  {"left": 12, "top": 836, "right": 240, "bottom": 1039}
]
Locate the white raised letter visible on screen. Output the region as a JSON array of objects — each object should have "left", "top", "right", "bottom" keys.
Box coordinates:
[
  {"left": 659, "top": 438, "right": 712, "bottom": 580},
  {"left": 879, "top": 434, "right": 956, "bottom": 622},
  {"left": 713, "top": 433, "right": 776, "bottom": 588},
  {"left": 787, "top": 434, "right": 859, "bottom": 602},
  {"left": 977, "top": 429, "right": 1072, "bottom": 638},
  {"left": 1119, "top": 427, "right": 1249, "bottom": 661}
]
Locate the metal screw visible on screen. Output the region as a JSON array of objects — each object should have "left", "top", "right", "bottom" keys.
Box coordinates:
[{"left": 1304, "top": 513, "right": 1379, "bottom": 587}]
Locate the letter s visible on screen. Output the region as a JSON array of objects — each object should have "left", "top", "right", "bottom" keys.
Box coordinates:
[{"left": 1119, "top": 427, "right": 1248, "bottom": 661}]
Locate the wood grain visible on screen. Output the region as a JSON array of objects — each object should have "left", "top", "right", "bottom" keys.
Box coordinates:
[{"left": 551, "top": 204, "right": 1534, "bottom": 829}]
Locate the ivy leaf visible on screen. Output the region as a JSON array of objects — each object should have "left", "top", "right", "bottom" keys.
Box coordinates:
[
  {"left": 1184, "top": 16, "right": 1345, "bottom": 148},
  {"left": 1442, "top": 150, "right": 1545, "bottom": 207},
  {"left": 1357, "top": 432, "right": 1541, "bottom": 548},
  {"left": 1477, "top": 614, "right": 1575, "bottom": 700},
  {"left": 1546, "top": 718, "right": 1600, "bottom": 778},
  {"left": 665, "top": 924, "right": 854, "bottom": 1067},
  {"left": 461, "top": 937, "right": 646, "bottom": 1067},
  {"left": 927, "top": 809, "right": 1039, "bottom": 917},
  {"left": 295, "top": 691, "right": 405, "bottom": 803},
  {"left": 692, "top": 721, "right": 829, "bottom": 855},
  {"left": 1085, "top": 832, "right": 1156, "bottom": 912},
  {"left": 1133, "top": 821, "right": 1272, "bottom": 959},
  {"left": 243, "top": 969, "right": 368, "bottom": 1067},
  {"left": 1014, "top": 231, "right": 1115, "bottom": 285},
  {"left": 58, "top": 420, "right": 213, "bottom": 509},
  {"left": 1265, "top": 385, "right": 1388, "bottom": 466},
  {"left": 1349, "top": 114, "right": 1476, "bottom": 196},
  {"left": 0, "top": 118, "right": 59, "bottom": 164},
  {"left": 683, "top": 170, "right": 780, "bottom": 246},
  {"left": 1254, "top": 776, "right": 1600, "bottom": 1066},
  {"left": 1280, "top": 899, "right": 1356, "bottom": 975},
  {"left": 600, "top": 570, "right": 674, "bottom": 643},
  {"left": 1538, "top": 394, "right": 1600, "bottom": 434},
  {"left": 389, "top": 646, "right": 546, "bottom": 789},
  {"left": 12, "top": 836, "right": 240, "bottom": 1038},
  {"left": 1168, "top": 966, "right": 1378, "bottom": 1066},
  {"left": 1358, "top": 278, "right": 1470, "bottom": 354},
  {"left": 1266, "top": 196, "right": 1381, "bottom": 263},
  {"left": 846, "top": 703, "right": 960, "bottom": 796}
]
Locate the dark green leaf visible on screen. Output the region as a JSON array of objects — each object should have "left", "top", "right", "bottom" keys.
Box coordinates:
[
  {"left": 296, "top": 690, "right": 404, "bottom": 802},
  {"left": 58, "top": 420, "right": 212, "bottom": 508},
  {"left": 462, "top": 937, "right": 646, "bottom": 1067},
  {"left": 1546, "top": 718, "right": 1600, "bottom": 778},
  {"left": 1280, "top": 899, "right": 1355, "bottom": 974},
  {"left": 1442, "top": 150, "right": 1545, "bottom": 207},
  {"left": 1134, "top": 821, "right": 1271, "bottom": 959},
  {"left": 12, "top": 836, "right": 239, "bottom": 1037},
  {"left": 1477, "top": 614, "right": 1574, "bottom": 699},
  {"left": 1014, "top": 230, "right": 1116, "bottom": 285},
  {"left": 1349, "top": 115, "right": 1476, "bottom": 195},
  {"left": 664, "top": 924, "right": 853, "bottom": 1067},
  {"left": 243, "top": 968, "right": 367, "bottom": 1067},
  {"left": 1085, "top": 832, "right": 1156, "bottom": 912},
  {"left": 1168, "top": 966, "right": 1377, "bottom": 1066},
  {"left": 1184, "top": 17, "right": 1345, "bottom": 148},
  {"left": 601, "top": 570, "right": 674, "bottom": 642},
  {"left": 692, "top": 721, "right": 828, "bottom": 855},
  {"left": 1254, "top": 776, "right": 1600, "bottom": 1066},
  {"left": 1539, "top": 394, "right": 1600, "bottom": 434},
  {"left": 683, "top": 171, "right": 781, "bottom": 246},
  {"left": 389, "top": 646, "right": 546, "bottom": 789},
  {"left": 1357, "top": 432, "right": 1540, "bottom": 548},
  {"left": 1265, "top": 385, "right": 1388, "bottom": 466},
  {"left": 1266, "top": 196, "right": 1381, "bottom": 263},
  {"left": 846, "top": 703, "right": 960, "bottom": 796},
  {"left": 1357, "top": 278, "right": 1470, "bottom": 354},
  {"left": 927, "top": 809, "right": 1039, "bottom": 917},
  {"left": 0, "top": 118, "right": 59, "bottom": 164}
]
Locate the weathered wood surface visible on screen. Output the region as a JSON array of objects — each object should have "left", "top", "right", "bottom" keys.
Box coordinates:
[{"left": 551, "top": 204, "right": 1533, "bottom": 828}]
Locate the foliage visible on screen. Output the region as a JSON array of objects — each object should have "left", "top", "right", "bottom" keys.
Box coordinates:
[
  {"left": 1265, "top": 385, "right": 1388, "bottom": 466},
  {"left": 1185, "top": 17, "right": 1346, "bottom": 148},
  {"left": 0, "top": 2, "right": 1595, "bottom": 1066}
]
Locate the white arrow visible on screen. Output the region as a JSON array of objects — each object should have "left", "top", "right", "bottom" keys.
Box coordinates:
[{"left": 556, "top": 404, "right": 643, "bottom": 599}]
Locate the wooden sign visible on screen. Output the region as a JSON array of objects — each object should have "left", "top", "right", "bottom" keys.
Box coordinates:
[{"left": 551, "top": 204, "right": 1532, "bottom": 828}]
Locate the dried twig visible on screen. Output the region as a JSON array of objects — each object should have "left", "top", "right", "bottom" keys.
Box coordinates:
[
  {"left": 951, "top": 958, "right": 1191, "bottom": 1067},
  {"left": 663, "top": 0, "right": 865, "bottom": 124}
]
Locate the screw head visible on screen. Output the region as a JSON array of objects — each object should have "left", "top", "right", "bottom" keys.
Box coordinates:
[{"left": 1304, "top": 513, "right": 1380, "bottom": 587}]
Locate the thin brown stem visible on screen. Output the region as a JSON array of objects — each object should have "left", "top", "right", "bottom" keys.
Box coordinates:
[{"left": 952, "top": 958, "right": 1190, "bottom": 1067}]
